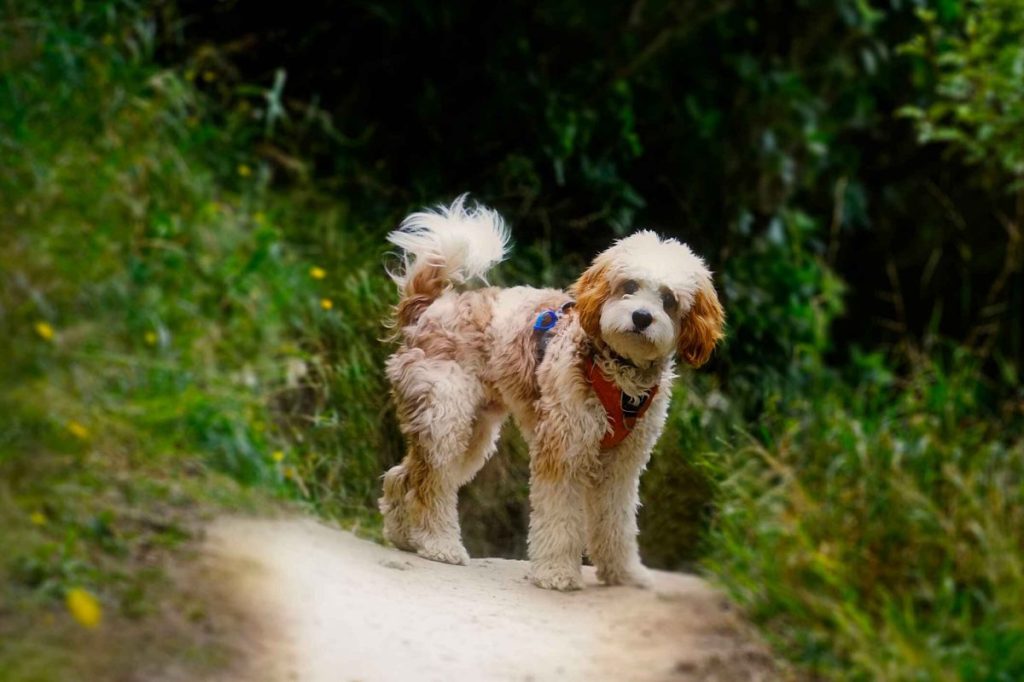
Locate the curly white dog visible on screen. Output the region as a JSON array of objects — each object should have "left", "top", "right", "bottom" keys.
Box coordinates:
[{"left": 379, "top": 196, "right": 724, "bottom": 590}]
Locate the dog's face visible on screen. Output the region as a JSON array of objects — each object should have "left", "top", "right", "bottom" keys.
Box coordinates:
[{"left": 572, "top": 231, "right": 724, "bottom": 366}]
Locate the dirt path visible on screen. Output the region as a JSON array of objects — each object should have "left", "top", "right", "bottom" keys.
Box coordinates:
[{"left": 204, "top": 517, "right": 776, "bottom": 682}]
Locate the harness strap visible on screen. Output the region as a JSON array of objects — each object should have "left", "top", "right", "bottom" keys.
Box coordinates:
[{"left": 583, "top": 356, "right": 659, "bottom": 450}]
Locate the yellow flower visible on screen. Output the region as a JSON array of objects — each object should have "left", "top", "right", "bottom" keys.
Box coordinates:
[
  {"left": 237, "top": 163, "right": 252, "bottom": 178},
  {"left": 202, "top": 70, "right": 217, "bottom": 83},
  {"left": 320, "top": 298, "right": 333, "bottom": 310},
  {"left": 30, "top": 511, "right": 47, "bottom": 526},
  {"left": 66, "top": 588, "right": 102, "bottom": 629},
  {"left": 67, "top": 421, "right": 90, "bottom": 440},
  {"left": 34, "top": 321, "right": 55, "bottom": 341},
  {"left": 253, "top": 211, "right": 266, "bottom": 225},
  {"left": 271, "top": 450, "right": 285, "bottom": 462},
  {"left": 283, "top": 466, "right": 298, "bottom": 479},
  {"left": 144, "top": 331, "right": 158, "bottom": 346},
  {"left": 101, "top": 34, "right": 114, "bottom": 46},
  {"left": 309, "top": 266, "right": 326, "bottom": 280}
]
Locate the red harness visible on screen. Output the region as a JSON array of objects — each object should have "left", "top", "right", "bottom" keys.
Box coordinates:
[{"left": 583, "top": 356, "right": 659, "bottom": 450}]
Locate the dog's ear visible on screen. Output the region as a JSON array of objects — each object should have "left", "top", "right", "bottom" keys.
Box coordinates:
[
  {"left": 571, "top": 259, "right": 611, "bottom": 339},
  {"left": 677, "top": 281, "right": 724, "bottom": 367}
]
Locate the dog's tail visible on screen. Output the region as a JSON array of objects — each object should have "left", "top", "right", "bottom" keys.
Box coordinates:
[{"left": 386, "top": 194, "right": 510, "bottom": 328}]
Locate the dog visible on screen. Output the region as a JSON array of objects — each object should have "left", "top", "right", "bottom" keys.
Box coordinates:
[{"left": 379, "top": 196, "right": 724, "bottom": 590}]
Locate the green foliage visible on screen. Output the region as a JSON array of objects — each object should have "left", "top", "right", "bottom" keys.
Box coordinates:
[
  {"left": 723, "top": 209, "right": 847, "bottom": 400},
  {"left": 896, "top": 2, "right": 1024, "bottom": 363},
  {"left": 900, "top": 0, "right": 1024, "bottom": 183},
  {"left": 710, "top": 353, "right": 1024, "bottom": 680}
]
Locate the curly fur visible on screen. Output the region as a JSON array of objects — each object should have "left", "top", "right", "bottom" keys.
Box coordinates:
[{"left": 378, "top": 196, "right": 724, "bottom": 590}]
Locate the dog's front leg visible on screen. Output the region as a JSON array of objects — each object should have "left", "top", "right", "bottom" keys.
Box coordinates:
[
  {"left": 584, "top": 446, "right": 652, "bottom": 589},
  {"left": 527, "top": 453, "right": 587, "bottom": 591}
]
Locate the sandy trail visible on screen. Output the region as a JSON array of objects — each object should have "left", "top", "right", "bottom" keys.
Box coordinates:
[{"left": 205, "top": 517, "right": 775, "bottom": 682}]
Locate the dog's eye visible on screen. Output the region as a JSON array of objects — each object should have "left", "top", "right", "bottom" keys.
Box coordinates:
[
  {"left": 661, "top": 291, "right": 677, "bottom": 312},
  {"left": 621, "top": 280, "right": 639, "bottom": 295}
]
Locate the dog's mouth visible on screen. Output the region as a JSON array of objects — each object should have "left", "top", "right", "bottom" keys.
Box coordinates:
[
  {"left": 606, "top": 325, "right": 654, "bottom": 341},
  {"left": 625, "top": 328, "right": 655, "bottom": 342},
  {"left": 606, "top": 328, "right": 660, "bottom": 356}
]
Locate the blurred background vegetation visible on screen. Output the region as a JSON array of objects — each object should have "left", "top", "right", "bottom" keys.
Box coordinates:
[{"left": 1, "top": 0, "right": 1022, "bottom": 679}]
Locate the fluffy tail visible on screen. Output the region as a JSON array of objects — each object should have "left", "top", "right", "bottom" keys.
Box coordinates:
[{"left": 387, "top": 194, "right": 510, "bottom": 328}]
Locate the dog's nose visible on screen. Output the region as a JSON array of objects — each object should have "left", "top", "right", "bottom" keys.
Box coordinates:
[{"left": 632, "top": 309, "right": 653, "bottom": 331}]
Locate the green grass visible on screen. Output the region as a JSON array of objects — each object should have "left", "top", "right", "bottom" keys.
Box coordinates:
[
  {"left": 2, "top": 3, "right": 1022, "bottom": 681},
  {"left": 707, "top": 354, "right": 1024, "bottom": 680}
]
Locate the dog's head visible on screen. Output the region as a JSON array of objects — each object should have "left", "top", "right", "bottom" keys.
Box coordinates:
[{"left": 571, "top": 231, "right": 724, "bottom": 367}]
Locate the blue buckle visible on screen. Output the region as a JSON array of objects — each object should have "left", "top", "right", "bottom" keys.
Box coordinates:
[{"left": 533, "top": 310, "right": 560, "bottom": 332}]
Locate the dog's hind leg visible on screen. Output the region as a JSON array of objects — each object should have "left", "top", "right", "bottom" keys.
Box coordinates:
[
  {"left": 382, "top": 358, "right": 490, "bottom": 565},
  {"left": 384, "top": 448, "right": 469, "bottom": 564},
  {"left": 380, "top": 463, "right": 415, "bottom": 551}
]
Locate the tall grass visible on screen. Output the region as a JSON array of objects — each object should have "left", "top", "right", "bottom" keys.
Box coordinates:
[{"left": 709, "top": 354, "right": 1024, "bottom": 680}]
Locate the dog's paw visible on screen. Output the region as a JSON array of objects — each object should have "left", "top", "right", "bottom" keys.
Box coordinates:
[
  {"left": 530, "top": 563, "right": 584, "bottom": 591},
  {"left": 597, "top": 564, "right": 653, "bottom": 589},
  {"left": 416, "top": 540, "right": 470, "bottom": 566}
]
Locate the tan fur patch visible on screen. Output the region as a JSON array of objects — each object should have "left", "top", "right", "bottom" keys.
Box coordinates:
[
  {"left": 677, "top": 283, "right": 725, "bottom": 367},
  {"left": 571, "top": 259, "right": 611, "bottom": 340},
  {"left": 394, "top": 263, "right": 445, "bottom": 328}
]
